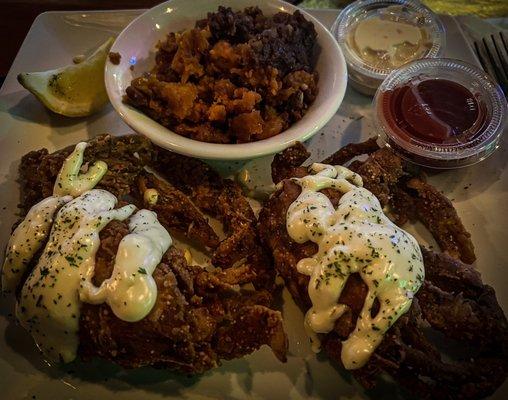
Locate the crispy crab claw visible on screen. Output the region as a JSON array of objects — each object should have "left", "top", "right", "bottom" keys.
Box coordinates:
[
  {"left": 259, "top": 139, "right": 508, "bottom": 399},
  {"left": 17, "top": 134, "right": 287, "bottom": 373}
]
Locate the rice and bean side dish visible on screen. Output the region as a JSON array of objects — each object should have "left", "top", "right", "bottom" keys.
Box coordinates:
[{"left": 124, "top": 6, "right": 319, "bottom": 143}]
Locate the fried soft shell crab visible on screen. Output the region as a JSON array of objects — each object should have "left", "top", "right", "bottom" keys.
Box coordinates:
[
  {"left": 258, "top": 139, "right": 508, "bottom": 399},
  {"left": 8, "top": 134, "right": 287, "bottom": 372},
  {"left": 3, "top": 133, "right": 507, "bottom": 400}
]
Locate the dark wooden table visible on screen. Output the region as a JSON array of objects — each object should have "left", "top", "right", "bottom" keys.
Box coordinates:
[
  {"left": 1, "top": 1, "right": 173, "bottom": 79},
  {"left": 0, "top": 0, "right": 304, "bottom": 80},
  {"left": 2, "top": 0, "right": 506, "bottom": 82}
]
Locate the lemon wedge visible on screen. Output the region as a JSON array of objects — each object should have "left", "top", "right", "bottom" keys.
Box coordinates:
[{"left": 17, "top": 37, "right": 115, "bottom": 117}]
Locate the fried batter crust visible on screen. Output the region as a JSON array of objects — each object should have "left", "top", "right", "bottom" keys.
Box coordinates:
[
  {"left": 17, "top": 134, "right": 287, "bottom": 373},
  {"left": 258, "top": 140, "right": 507, "bottom": 399},
  {"left": 80, "top": 221, "right": 286, "bottom": 372},
  {"left": 270, "top": 141, "right": 475, "bottom": 263},
  {"left": 151, "top": 147, "right": 276, "bottom": 290},
  {"left": 271, "top": 141, "right": 309, "bottom": 184},
  {"left": 138, "top": 171, "right": 220, "bottom": 249},
  {"left": 404, "top": 178, "right": 476, "bottom": 264},
  {"left": 18, "top": 134, "right": 153, "bottom": 213}
]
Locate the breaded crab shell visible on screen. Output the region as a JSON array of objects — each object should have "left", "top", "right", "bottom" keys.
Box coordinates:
[
  {"left": 16, "top": 134, "right": 287, "bottom": 373},
  {"left": 258, "top": 139, "right": 508, "bottom": 399}
]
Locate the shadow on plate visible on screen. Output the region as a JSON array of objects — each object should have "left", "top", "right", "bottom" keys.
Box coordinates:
[{"left": 7, "top": 92, "right": 111, "bottom": 131}]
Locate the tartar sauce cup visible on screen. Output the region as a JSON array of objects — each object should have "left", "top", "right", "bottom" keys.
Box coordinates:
[
  {"left": 332, "top": 0, "right": 445, "bottom": 95},
  {"left": 374, "top": 58, "right": 507, "bottom": 169}
]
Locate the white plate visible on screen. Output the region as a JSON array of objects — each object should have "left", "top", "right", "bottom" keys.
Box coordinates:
[
  {"left": 0, "top": 9, "right": 507, "bottom": 400},
  {"left": 105, "top": 0, "right": 347, "bottom": 160}
]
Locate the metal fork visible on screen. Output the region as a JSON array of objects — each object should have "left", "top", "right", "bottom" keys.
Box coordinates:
[{"left": 473, "top": 31, "right": 508, "bottom": 96}]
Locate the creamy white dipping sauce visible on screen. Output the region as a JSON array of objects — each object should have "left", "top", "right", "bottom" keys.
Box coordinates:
[
  {"left": 80, "top": 209, "right": 171, "bottom": 322},
  {"left": 354, "top": 18, "right": 422, "bottom": 53},
  {"left": 16, "top": 190, "right": 136, "bottom": 362},
  {"left": 286, "top": 163, "right": 424, "bottom": 370},
  {"left": 346, "top": 10, "right": 431, "bottom": 70}
]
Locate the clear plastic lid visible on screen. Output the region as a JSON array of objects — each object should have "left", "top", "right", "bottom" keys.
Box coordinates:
[
  {"left": 374, "top": 58, "right": 507, "bottom": 168},
  {"left": 332, "top": 0, "right": 445, "bottom": 94}
]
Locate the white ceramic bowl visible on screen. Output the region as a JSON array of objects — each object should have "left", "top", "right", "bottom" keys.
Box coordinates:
[{"left": 105, "top": 0, "right": 347, "bottom": 160}]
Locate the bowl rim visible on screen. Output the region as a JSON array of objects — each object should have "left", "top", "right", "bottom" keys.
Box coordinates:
[{"left": 105, "top": 0, "right": 348, "bottom": 160}]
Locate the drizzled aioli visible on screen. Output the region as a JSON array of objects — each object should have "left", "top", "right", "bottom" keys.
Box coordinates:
[
  {"left": 1, "top": 196, "right": 72, "bottom": 292},
  {"left": 80, "top": 209, "right": 171, "bottom": 322},
  {"left": 3, "top": 142, "right": 172, "bottom": 363},
  {"left": 286, "top": 163, "right": 424, "bottom": 369},
  {"left": 2, "top": 142, "right": 104, "bottom": 292},
  {"left": 17, "top": 190, "right": 135, "bottom": 362},
  {"left": 53, "top": 142, "right": 107, "bottom": 197}
]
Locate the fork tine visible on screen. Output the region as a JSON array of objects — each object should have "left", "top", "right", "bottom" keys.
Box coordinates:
[
  {"left": 482, "top": 37, "right": 500, "bottom": 80},
  {"left": 482, "top": 36, "right": 508, "bottom": 95},
  {"left": 491, "top": 33, "right": 508, "bottom": 96},
  {"left": 501, "top": 31, "right": 508, "bottom": 53},
  {"left": 474, "top": 40, "right": 496, "bottom": 79},
  {"left": 491, "top": 33, "right": 508, "bottom": 81},
  {"left": 498, "top": 31, "right": 508, "bottom": 74},
  {"left": 475, "top": 38, "right": 498, "bottom": 81}
]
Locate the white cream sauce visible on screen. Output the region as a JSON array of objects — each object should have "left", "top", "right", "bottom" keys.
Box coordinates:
[
  {"left": 6, "top": 142, "right": 173, "bottom": 363},
  {"left": 80, "top": 209, "right": 171, "bottom": 322},
  {"left": 354, "top": 17, "right": 422, "bottom": 53},
  {"left": 286, "top": 163, "right": 424, "bottom": 370},
  {"left": 16, "top": 190, "right": 136, "bottom": 362},
  {"left": 53, "top": 142, "right": 107, "bottom": 197},
  {"left": 1, "top": 196, "right": 72, "bottom": 293},
  {"left": 2, "top": 142, "right": 105, "bottom": 293}
]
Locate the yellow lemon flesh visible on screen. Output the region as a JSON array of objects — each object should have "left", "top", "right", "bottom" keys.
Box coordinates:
[{"left": 17, "top": 37, "right": 114, "bottom": 117}]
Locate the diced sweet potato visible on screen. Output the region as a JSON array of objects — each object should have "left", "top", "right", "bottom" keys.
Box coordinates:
[
  {"left": 159, "top": 82, "right": 198, "bottom": 120},
  {"left": 230, "top": 111, "right": 264, "bottom": 142},
  {"left": 208, "top": 104, "right": 227, "bottom": 122},
  {"left": 124, "top": 6, "right": 319, "bottom": 143}
]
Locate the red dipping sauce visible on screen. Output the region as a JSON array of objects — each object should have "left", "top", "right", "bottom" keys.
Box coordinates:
[
  {"left": 381, "top": 79, "right": 487, "bottom": 144},
  {"left": 374, "top": 59, "right": 507, "bottom": 169}
]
